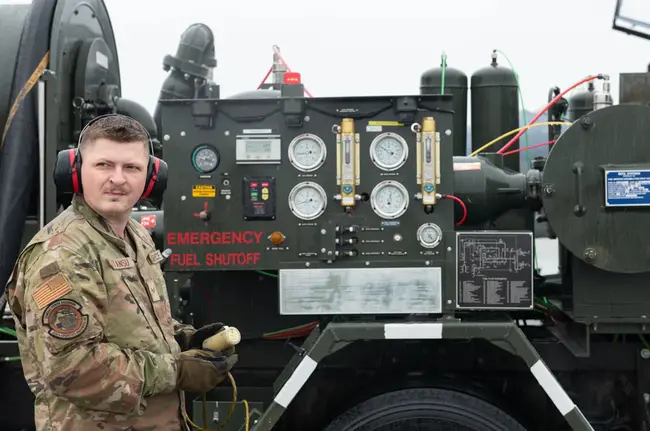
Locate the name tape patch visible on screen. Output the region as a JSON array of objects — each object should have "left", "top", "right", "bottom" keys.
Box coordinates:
[{"left": 109, "top": 257, "right": 134, "bottom": 270}]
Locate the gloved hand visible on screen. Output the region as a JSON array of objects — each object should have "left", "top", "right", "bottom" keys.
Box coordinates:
[
  {"left": 175, "top": 349, "right": 238, "bottom": 393},
  {"left": 175, "top": 322, "right": 224, "bottom": 351}
]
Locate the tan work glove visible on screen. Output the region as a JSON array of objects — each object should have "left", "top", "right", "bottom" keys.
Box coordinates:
[{"left": 176, "top": 349, "right": 238, "bottom": 393}]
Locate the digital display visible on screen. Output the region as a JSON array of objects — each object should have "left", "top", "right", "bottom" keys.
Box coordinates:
[
  {"left": 235, "top": 135, "right": 281, "bottom": 164},
  {"left": 246, "top": 140, "right": 272, "bottom": 155}
]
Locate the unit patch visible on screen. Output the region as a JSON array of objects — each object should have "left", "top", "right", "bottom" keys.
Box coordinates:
[
  {"left": 32, "top": 273, "right": 72, "bottom": 310},
  {"left": 42, "top": 299, "right": 89, "bottom": 340},
  {"left": 109, "top": 257, "right": 134, "bottom": 269}
]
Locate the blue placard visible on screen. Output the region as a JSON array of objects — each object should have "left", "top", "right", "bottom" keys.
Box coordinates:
[{"left": 604, "top": 169, "right": 650, "bottom": 207}]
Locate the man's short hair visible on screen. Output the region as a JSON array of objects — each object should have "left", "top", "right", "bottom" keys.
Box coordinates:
[{"left": 79, "top": 115, "right": 149, "bottom": 155}]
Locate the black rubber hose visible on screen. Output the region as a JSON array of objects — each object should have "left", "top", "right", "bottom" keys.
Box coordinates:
[{"left": 0, "top": 0, "right": 57, "bottom": 294}]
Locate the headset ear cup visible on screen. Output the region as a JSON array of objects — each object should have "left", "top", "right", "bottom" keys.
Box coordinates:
[
  {"left": 53, "top": 149, "right": 82, "bottom": 194},
  {"left": 141, "top": 156, "right": 167, "bottom": 202}
]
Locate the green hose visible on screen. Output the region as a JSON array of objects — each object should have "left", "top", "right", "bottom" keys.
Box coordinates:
[{"left": 440, "top": 52, "right": 447, "bottom": 95}]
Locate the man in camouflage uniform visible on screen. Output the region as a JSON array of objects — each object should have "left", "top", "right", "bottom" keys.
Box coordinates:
[{"left": 4, "top": 115, "right": 237, "bottom": 430}]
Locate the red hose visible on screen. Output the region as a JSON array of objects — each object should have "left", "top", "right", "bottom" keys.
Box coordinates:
[
  {"left": 501, "top": 140, "right": 557, "bottom": 156},
  {"left": 497, "top": 75, "right": 601, "bottom": 154},
  {"left": 443, "top": 194, "right": 467, "bottom": 226}
]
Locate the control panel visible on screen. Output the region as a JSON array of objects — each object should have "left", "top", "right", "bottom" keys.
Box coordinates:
[{"left": 160, "top": 94, "right": 455, "bottom": 271}]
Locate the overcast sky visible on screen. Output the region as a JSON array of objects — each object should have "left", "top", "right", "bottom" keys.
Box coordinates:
[
  {"left": 2, "top": 0, "right": 650, "bottom": 116},
  {"left": 97, "top": 0, "right": 650, "bottom": 115}
]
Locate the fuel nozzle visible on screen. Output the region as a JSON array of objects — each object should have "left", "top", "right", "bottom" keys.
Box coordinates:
[{"left": 202, "top": 326, "right": 241, "bottom": 351}]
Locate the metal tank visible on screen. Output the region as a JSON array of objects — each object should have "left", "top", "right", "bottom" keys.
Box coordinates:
[
  {"left": 568, "top": 82, "right": 595, "bottom": 120},
  {"left": 420, "top": 56, "right": 468, "bottom": 156},
  {"left": 470, "top": 51, "right": 520, "bottom": 172}
]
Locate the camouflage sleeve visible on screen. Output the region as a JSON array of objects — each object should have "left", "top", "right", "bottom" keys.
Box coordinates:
[
  {"left": 173, "top": 318, "right": 195, "bottom": 335},
  {"left": 172, "top": 318, "right": 196, "bottom": 350},
  {"left": 24, "top": 247, "right": 178, "bottom": 415}
]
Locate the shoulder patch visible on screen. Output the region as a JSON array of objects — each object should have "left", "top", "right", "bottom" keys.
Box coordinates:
[
  {"left": 109, "top": 257, "right": 134, "bottom": 270},
  {"left": 32, "top": 273, "right": 72, "bottom": 310},
  {"left": 42, "top": 299, "right": 89, "bottom": 340},
  {"left": 147, "top": 250, "right": 164, "bottom": 265},
  {"left": 39, "top": 262, "right": 60, "bottom": 279}
]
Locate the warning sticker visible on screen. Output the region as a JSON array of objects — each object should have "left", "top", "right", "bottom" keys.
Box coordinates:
[
  {"left": 604, "top": 169, "right": 650, "bottom": 207},
  {"left": 192, "top": 185, "right": 216, "bottom": 198}
]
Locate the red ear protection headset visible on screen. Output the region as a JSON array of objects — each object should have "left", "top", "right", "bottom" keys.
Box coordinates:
[{"left": 53, "top": 114, "right": 168, "bottom": 202}]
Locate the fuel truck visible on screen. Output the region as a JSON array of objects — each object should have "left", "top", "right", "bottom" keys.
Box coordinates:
[{"left": 1, "top": 1, "right": 649, "bottom": 430}]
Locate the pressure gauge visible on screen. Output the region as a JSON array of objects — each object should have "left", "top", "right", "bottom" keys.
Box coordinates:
[
  {"left": 369, "top": 132, "right": 408, "bottom": 171},
  {"left": 288, "top": 133, "right": 327, "bottom": 172},
  {"left": 417, "top": 223, "right": 443, "bottom": 249},
  {"left": 191, "top": 145, "right": 219, "bottom": 174},
  {"left": 370, "top": 180, "right": 409, "bottom": 219},
  {"left": 288, "top": 182, "right": 328, "bottom": 220}
]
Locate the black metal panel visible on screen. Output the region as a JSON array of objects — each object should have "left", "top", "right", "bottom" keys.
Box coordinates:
[
  {"left": 572, "top": 254, "right": 650, "bottom": 323},
  {"left": 620, "top": 72, "right": 650, "bottom": 105},
  {"left": 158, "top": 95, "right": 455, "bottom": 272}
]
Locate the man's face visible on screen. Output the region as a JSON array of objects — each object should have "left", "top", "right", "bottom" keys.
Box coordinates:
[{"left": 80, "top": 138, "right": 149, "bottom": 219}]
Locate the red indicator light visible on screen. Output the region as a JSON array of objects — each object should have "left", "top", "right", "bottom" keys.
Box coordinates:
[{"left": 284, "top": 72, "right": 301, "bottom": 84}]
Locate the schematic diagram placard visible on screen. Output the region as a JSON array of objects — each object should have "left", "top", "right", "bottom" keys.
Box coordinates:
[{"left": 456, "top": 231, "right": 533, "bottom": 310}]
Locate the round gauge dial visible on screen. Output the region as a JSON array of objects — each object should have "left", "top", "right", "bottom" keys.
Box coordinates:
[
  {"left": 369, "top": 132, "right": 408, "bottom": 171},
  {"left": 191, "top": 145, "right": 219, "bottom": 174},
  {"left": 370, "top": 180, "right": 409, "bottom": 219},
  {"left": 288, "top": 182, "right": 328, "bottom": 220},
  {"left": 288, "top": 133, "right": 327, "bottom": 172},
  {"left": 417, "top": 223, "right": 443, "bottom": 248}
]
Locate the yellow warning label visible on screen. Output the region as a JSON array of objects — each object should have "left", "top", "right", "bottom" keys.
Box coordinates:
[
  {"left": 192, "top": 185, "right": 216, "bottom": 198},
  {"left": 368, "top": 121, "right": 404, "bottom": 127}
]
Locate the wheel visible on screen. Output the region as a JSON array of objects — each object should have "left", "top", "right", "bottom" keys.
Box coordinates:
[{"left": 323, "top": 387, "right": 528, "bottom": 431}]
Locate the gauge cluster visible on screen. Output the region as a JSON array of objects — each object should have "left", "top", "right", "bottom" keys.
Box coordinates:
[{"left": 161, "top": 94, "right": 455, "bottom": 271}]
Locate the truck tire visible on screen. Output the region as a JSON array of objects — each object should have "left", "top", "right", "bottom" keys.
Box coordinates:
[{"left": 323, "top": 387, "right": 528, "bottom": 431}]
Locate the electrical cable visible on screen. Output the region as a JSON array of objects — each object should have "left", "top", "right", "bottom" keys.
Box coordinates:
[
  {"left": 496, "top": 74, "right": 602, "bottom": 155},
  {"left": 442, "top": 194, "right": 467, "bottom": 226},
  {"left": 492, "top": 49, "right": 531, "bottom": 166},
  {"left": 469, "top": 121, "right": 571, "bottom": 156},
  {"left": 182, "top": 371, "right": 250, "bottom": 431},
  {"left": 501, "top": 140, "right": 557, "bottom": 156}
]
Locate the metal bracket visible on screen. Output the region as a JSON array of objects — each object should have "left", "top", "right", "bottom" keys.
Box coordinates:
[{"left": 251, "top": 319, "right": 594, "bottom": 431}]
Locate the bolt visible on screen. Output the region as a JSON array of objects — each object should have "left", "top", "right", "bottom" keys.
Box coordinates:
[
  {"left": 543, "top": 185, "right": 555, "bottom": 197},
  {"left": 584, "top": 248, "right": 597, "bottom": 262},
  {"left": 581, "top": 116, "right": 593, "bottom": 129},
  {"left": 642, "top": 349, "right": 650, "bottom": 360},
  {"left": 644, "top": 393, "right": 650, "bottom": 403}
]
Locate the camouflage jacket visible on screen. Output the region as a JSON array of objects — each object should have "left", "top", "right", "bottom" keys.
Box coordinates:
[{"left": 5, "top": 195, "right": 194, "bottom": 431}]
